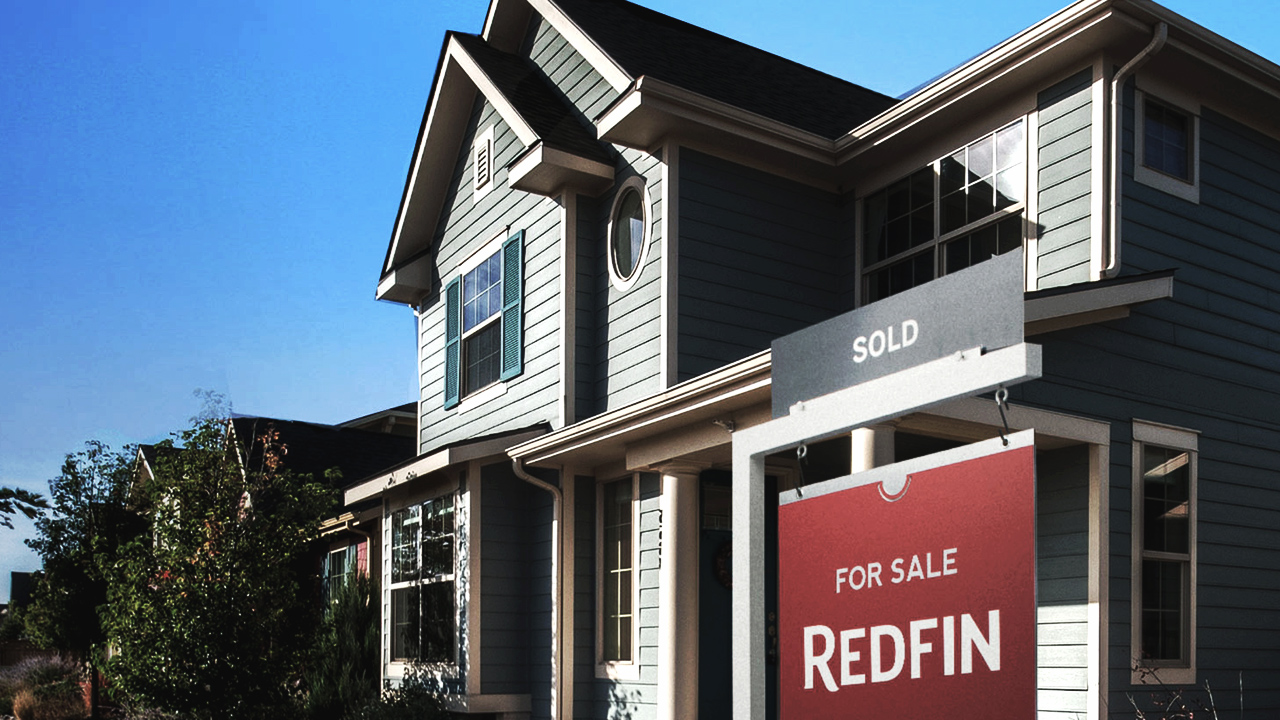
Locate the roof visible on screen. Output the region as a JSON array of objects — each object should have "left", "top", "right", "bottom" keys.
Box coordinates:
[
  {"left": 230, "top": 416, "right": 416, "bottom": 489},
  {"left": 452, "top": 32, "right": 613, "bottom": 163},
  {"left": 552, "top": 0, "right": 898, "bottom": 139}
]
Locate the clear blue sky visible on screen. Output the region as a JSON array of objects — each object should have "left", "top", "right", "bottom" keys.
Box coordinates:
[{"left": 1, "top": 0, "right": 1275, "bottom": 601}]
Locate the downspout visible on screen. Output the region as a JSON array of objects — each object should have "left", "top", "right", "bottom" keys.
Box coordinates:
[
  {"left": 1105, "top": 22, "right": 1168, "bottom": 278},
  {"left": 512, "top": 458, "right": 564, "bottom": 720}
]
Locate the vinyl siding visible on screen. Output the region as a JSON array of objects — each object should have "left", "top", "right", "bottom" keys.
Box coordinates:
[
  {"left": 524, "top": 14, "right": 620, "bottom": 123},
  {"left": 593, "top": 149, "right": 665, "bottom": 413},
  {"left": 1036, "top": 68, "right": 1094, "bottom": 289},
  {"left": 1036, "top": 445, "right": 1091, "bottom": 718},
  {"left": 573, "top": 477, "right": 596, "bottom": 720},
  {"left": 480, "top": 461, "right": 533, "bottom": 695},
  {"left": 677, "top": 149, "right": 842, "bottom": 382},
  {"left": 417, "top": 96, "right": 563, "bottom": 453},
  {"left": 1014, "top": 87, "right": 1280, "bottom": 716}
]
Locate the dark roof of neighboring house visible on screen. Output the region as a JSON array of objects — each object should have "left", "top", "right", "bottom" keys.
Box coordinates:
[
  {"left": 230, "top": 416, "right": 417, "bottom": 489},
  {"left": 552, "top": 0, "right": 899, "bottom": 139},
  {"left": 453, "top": 32, "right": 614, "bottom": 164}
]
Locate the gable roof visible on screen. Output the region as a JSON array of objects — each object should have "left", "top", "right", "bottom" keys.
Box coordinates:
[
  {"left": 229, "top": 416, "right": 416, "bottom": 489},
  {"left": 550, "top": 0, "right": 898, "bottom": 139}
]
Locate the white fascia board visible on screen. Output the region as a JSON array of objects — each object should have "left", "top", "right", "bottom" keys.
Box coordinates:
[
  {"left": 527, "top": 0, "right": 632, "bottom": 93},
  {"left": 448, "top": 38, "right": 539, "bottom": 146},
  {"left": 508, "top": 143, "right": 614, "bottom": 196},
  {"left": 835, "top": 0, "right": 1114, "bottom": 161},
  {"left": 597, "top": 77, "right": 835, "bottom": 164},
  {"left": 1025, "top": 274, "right": 1173, "bottom": 330},
  {"left": 344, "top": 429, "right": 546, "bottom": 504}
]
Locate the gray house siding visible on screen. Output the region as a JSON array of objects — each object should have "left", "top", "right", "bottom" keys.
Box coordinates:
[
  {"left": 573, "top": 477, "right": 597, "bottom": 720},
  {"left": 524, "top": 14, "right": 620, "bottom": 124},
  {"left": 1011, "top": 88, "right": 1280, "bottom": 716},
  {"left": 575, "top": 196, "right": 599, "bottom": 422},
  {"left": 479, "top": 461, "right": 533, "bottom": 695},
  {"left": 593, "top": 149, "right": 664, "bottom": 413},
  {"left": 417, "top": 96, "right": 564, "bottom": 453},
  {"left": 1036, "top": 445, "right": 1091, "bottom": 717},
  {"left": 1036, "top": 67, "right": 1094, "bottom": 289},
  {"left": 677, "top": 149, "right": 843, "bottom": 382}
]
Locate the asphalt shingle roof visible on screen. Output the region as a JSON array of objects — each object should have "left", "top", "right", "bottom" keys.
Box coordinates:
[
  {"left": 453, "top": 32, "right": 613, "bottom": 164},
  {"left": 552, "top": 0, "right": 899, "bottom": 139},
  {"left": 230, "top": 416, "right": 416, "bottom": 489}
]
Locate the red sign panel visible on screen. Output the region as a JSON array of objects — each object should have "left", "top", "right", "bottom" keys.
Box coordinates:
[{"left": 778, "top": 436, "right": 1036, "bottom": 719}]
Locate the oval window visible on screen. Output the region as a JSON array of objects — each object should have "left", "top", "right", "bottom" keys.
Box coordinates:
[{"left": 610, "top": 187, "right": 646, "bottom": 283}]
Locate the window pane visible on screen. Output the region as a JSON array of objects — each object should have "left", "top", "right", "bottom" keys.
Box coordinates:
[
  {"left": 464, "top": 322, "right": 502, "bottom": 396},
  {"left": 1141, "top": 559, "right": 1185, "bottom": 661},
  {"left": 392, "top": 586, "right": 421, "bottom": 661},
  {"left": 392, "top": 507, "right": 420, "bottom": 583},
  {"left": 1143, "top": 446, "right": 1191, "bottom": 555},
  {"left": 996, "top": 122, "right": 1025, "bottom": 171},
  {"left": 886, "top": 216, "right": 910, "bottom": 259},
  {"left": 996, "top": 167, "right": 1023, "bottom": 209},
  {"left": 940, "top": 189, "right": 966, "bottom": 235},
  {"left": 420, "top": 581, "right": 455, "bottom": 663},
  {"left": 1144, "top": 100, "right": 1191, "bottom": 181},
  {"left": 940, "top": 151, "right": 966, "bottom": 194},
  {"left": 603, "top": 479, "right": 634, "bottom": 662},
  {"left": 909, "top": 206, "right": 933, "bottom": 248},
  {"left": 612, "top": 189, "right": 645, "bottom": 279},
  {"left": 967, "top": 179, "right": 995, "bottom": 225},
  {"left": 886, "top": 177, "right": 911, "bottom": 218},
  {"left": 910, "top": 168, "right": 934, "bottom": 210},
  {"left": 967, "top": 136, "right": 994, "bottom": 181}
]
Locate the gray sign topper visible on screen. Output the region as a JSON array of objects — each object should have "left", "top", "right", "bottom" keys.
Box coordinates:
[{"left": 771, "top": 251, "right": 1025, "bottom": 418}]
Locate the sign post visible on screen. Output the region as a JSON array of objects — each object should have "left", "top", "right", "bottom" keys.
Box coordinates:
[{"left": 778, "top": 432, "right": 1037, "bottom": 718}]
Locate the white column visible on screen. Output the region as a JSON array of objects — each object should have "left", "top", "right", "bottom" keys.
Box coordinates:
[
  {"left": 658, "top": 462, "right": 703, "bottom": 720},
  {"left": 851, "top": 424, "right": 895, "bottom": 473}
]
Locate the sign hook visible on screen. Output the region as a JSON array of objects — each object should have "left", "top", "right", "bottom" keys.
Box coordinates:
[
  {"left": 995, "top": 386, "right": 1011, "bottom": 446},
  {"left": 795, "top": 443, "right": 809, "bottom": 497}
]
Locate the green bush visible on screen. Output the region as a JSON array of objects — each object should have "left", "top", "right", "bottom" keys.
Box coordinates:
[
  {"left": 303, "top": 572, "right": 379, "bottom": 720},
  {"left": 354, "top": 664, "right": 450, "bottom": 720}
]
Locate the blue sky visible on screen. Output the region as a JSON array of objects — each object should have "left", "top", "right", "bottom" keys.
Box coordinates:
[{"left": 1, "top": 0, "right": 1276, "bottom": 601}]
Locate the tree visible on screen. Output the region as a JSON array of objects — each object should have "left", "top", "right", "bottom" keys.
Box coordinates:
[
  {"left": 23, "top": 441, "right": 142, "bottom": 652},
  {"left": 0, "top": 486, "right": 47, "bottom": 530},
  {"left": 303, "top": 571, "right": 379, "bottom": 720},
  {"left": 101, "top": 415, "right": 335, "bottom": 720}
]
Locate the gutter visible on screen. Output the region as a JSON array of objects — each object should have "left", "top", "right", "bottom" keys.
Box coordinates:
[
  {"left": 511, "top": 459, "right": 564, "bottom": 720},
  {"left": 1104, "top": 21, "right": 1167, "bottom": 278}
]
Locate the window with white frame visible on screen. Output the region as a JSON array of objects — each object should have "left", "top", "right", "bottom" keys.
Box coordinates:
[
  {"left": 599, "top": 476, "right": 637, "bottom": 672},
  {"left": 390, "top": 494, "right": 456, "bottom": 664},
  {"left": 1131, "top": 420, "right": 1198, "bottom": 683},
  {"left": 862, "top": 119, "right": 1026, "bottom": 303},
  {"left": 1135, "top": 89, "right": 1200, "bottom": 204},
  {"left": 443, "top": 231, "right": 524, "bottom": 409}
]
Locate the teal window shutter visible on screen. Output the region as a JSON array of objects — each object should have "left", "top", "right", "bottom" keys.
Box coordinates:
[
  {"left": 500, "top": 230, "right": 524, "bottom": 381},
  {"left": 443, "top": 276, "right": 462, "bottom": 409}
]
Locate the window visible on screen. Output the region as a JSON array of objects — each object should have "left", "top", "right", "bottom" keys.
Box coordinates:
[
  {"left": 1131, "top": 420, "right": 1198, "bottom": 684},
  {"left": 322, "top": 544, "right": 357, "bottom": 604},
  {"left": 390, "top": 494, "right": 456, "bottom": 664},
  {"left": 862, "top": 119, "right": 1026, "bottom": 303},
  {"left": 1134, "top": 89, "right": 1200, "bottom": 203},
  {"left": 473, "top": 125, "right": 495, "bottom": 201},
  {"left": 598, "top": 476, "right": 636, "bottom": 673},
  {"left": 607, "top": 177, "right": 650, "bottom": 291},
  {"left": 443, "top": 231, "right": 523, "bottom": 409}
]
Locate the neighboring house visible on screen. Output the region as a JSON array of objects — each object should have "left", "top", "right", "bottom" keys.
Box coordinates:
[
  {"left": 138, "top": 412, "right": 416, "bottom": 604},
  {"left": 346, "top": 0, "right": 1280, "bottom": 717}
]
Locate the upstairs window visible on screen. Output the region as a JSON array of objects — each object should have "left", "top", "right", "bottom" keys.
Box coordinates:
[
  {"left": 1135, "top": 88, "right": 1200, "bottom": 203},
  {"left": 607, "top": 177, "right": 651, "bottom": 291},
  {"left": 443, "top": 231, "right": 524, "bottom": 409},
  {"left": 390, "top": 494, "right": 456, "bottom": 664},
  {"left": 862, "top": 119, "right": 1026, "bottom": 303}
]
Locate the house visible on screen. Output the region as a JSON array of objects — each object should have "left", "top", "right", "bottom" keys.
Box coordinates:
[{"left": 346, "top": 0, "right": 1280, "bottom": 717}]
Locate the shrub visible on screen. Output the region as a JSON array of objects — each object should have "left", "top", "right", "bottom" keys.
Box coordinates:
[
  {"left": 1, "top": 655, "right": 85, "bottom": 720},
  {"left": 304, "top": 572, "right": 379, "bottom": 720},
  {"left": 354, "top": 664, "right": 450, "bottom": 720}
]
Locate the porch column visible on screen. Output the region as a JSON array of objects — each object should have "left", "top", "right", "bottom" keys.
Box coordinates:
[
  {"left": 851, "top": 424, "right": 895, "bottom": 472},
  {"left": 657, "top": 462, "right": 703, "bottom": 720}
]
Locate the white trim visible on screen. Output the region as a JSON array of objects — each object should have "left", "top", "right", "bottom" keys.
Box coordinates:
[
  {"left": 559, "top": 193, "right": 577, "bottom": 429},
  {"left": 1025, "top": 272, "right": 1174, "bottom": 336},
  {"left": 606, "top": 175, "right": 654, "bottom": 292},
  {"left": 1025, "top": 106, "right": 1041, "bottom": 292},
  {"left": 1089, "top": 440, "right": 1110, "bottom": 720},
  {"left": 1090, "top": 56, "right": 1110, "bottom": 281},
  {"left": 472, "top": 124, "right": 496, "bottom": 202},
  {"left": 448, "top": 38, "right": 538, "bottom": 146},
  {"left": 454, "top": 378, "right": 508, "bottom": 415},
  {"left": 1133, "top": 82, "right": 1201, "bottom": 204},
  {"left": 596, "top": 474, "right": 641, "bottom": 680},
  {"left": 560, "top": 470, "right": 578, "bottom": 720},
  {"left": 661, "top": 142, "right": 680, "bottom": 388},
  {"left": 1129, "top": 418, "right": 1198, "bottom": 686}
]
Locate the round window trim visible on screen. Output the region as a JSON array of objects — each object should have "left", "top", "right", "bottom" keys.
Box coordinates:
[{"left": 607, "top": 177, "right": 652, "bottom": 291}]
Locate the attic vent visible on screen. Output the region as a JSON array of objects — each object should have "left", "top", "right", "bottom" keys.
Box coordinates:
[{"left": 473, "top": 125, "right": 495, "bottom": 201}]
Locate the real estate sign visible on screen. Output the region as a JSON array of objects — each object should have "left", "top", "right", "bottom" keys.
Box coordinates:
[
  {"left": 777, "top": 431, "right": 1037, "bottom": 719},
  {"left": 771, "top": 251, "right": 1025, "bottom": 417}
]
